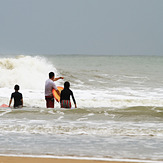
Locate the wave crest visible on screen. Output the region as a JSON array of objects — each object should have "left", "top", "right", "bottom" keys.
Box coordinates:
[{"left": 0, "top": 55, "right": 58, "bottom": 90}]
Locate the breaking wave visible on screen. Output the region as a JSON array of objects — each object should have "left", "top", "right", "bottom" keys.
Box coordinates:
[{"left": 0, "top": 55, "right": 58, "bottom": 90}]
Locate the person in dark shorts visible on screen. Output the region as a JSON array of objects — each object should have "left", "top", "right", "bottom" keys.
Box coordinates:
[
  {"left": 45, "top": 72, "right": 64, "bottom": 108},
  {"left": 9, "top": 85, "right": 23, "bottom": 108},
  {"left": 60, "top": 81, "right": 77, "bottom": 108}
]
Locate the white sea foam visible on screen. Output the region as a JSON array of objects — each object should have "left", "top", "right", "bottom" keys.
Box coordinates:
[
  {"left": 0, "top": 55, "right": 59, "bottom": 89},
  {"left": 1, "top": 86, "right": 163, "bottom": 108},
  {"left": 1, "top": 55, "right": 163, "bottom": 108},
  {"left": 0, "top": 55, "right": 62, "bottom": 107},
  {"left": 0, "top": 119, "right": 162, "bottom": 137}
]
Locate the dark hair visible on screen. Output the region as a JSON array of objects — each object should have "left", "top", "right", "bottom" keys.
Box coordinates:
[
  {"left": 64, "top": 81, "right": 70, "bottom": 89},
  {"left": 49, "top": 72, "right": 55, "bottom": 79},
  {"left": 14, "top": 85, "right": 19, "bottom": 90}
]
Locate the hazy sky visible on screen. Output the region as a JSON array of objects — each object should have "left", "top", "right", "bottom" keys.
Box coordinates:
[{"left": 0, "top": 0, "right": 162, "bottom": 55}]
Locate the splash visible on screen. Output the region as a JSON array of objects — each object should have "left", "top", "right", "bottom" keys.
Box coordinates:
[{"left": 0, "top": 55, "right": 58, "bottom": 90}]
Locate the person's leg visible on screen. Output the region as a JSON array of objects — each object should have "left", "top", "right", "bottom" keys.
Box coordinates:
[{"left": 45, "top": 97, "right": 54, "bottom": 108}]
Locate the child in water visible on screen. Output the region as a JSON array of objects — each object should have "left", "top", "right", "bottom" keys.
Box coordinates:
[
  {"left": 9, "top": 84, "right": 23, "bottom": 108},
  {"left": 60, "top": 81, "right": 77, "bottom": 108}
]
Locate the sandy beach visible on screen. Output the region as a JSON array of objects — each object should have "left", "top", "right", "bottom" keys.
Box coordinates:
[
  {"left": 0, "top": 156, "right": 140, "bottom": 163},
  {"left": 0, "top": 156, "right": 141, "bottom": 163}
]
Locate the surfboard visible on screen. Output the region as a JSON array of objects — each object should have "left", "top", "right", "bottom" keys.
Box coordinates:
[
  {"left": 0, "top": 104, "right": 9, "bottom": 108},
  {"left": 52, "top": 86, "right": 64, "bottom": 103}
]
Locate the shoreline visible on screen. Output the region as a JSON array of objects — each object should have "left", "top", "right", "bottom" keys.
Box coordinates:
[
  {"left": 0, "top": 155, "right": 161, "bottom": 163},
  {"left": 0, "top": 156, "right": 144, "bottom": 163}
]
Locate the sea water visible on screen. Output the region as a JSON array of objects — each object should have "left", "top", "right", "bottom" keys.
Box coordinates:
[{"left": 0, "top": 55, "right": 163, "bottom": 162}]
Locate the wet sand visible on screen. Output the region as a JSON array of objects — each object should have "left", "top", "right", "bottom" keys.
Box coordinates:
[{"left": 0, "top": 156, "right": 140, "bottom": 163}]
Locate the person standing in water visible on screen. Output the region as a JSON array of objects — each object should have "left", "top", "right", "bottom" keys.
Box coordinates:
[
  {"left": 9, "top": 85, "right": 23, "bottom": 108},
  {"left": 45, "top": 72, "right": 64, "bottom": 108},
  {"left": 60, "top": 81, "right": 77, "bottom": 108}
]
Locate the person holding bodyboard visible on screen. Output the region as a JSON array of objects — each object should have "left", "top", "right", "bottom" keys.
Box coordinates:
[{"left": 45, "top": 72, "right": 63, "bottom": 108}]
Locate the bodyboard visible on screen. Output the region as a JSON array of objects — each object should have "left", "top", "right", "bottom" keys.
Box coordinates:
[
  {"left": 0, "top": 104, "right": 9, "bottom": 108},
  {"left": 52, "top": 86, "right": 63, "bottom": 102}
]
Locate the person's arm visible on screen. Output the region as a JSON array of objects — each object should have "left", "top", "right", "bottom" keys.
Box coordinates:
[
  {"left": 52, "top": 82, "right": 60, "bottom": 96},
  {"left": 9, "top": 98, "right": 12, "bottom": 107},
  {"left": 9, "top": 94, "right": 13, "bottom": 107},
  {"left": 60, "top": 91, "right": 62, "bottom": 103},
  {"left": 53, "top": 77, "right": 64, "bottom": 81},
  {"left": 56, "top": 89, "right": 60, "bottom": 96},
  {"left": 21, "top": 98, "right": 23, "bottom": 107},
  {"left": 71, "top": 92, "right": 77, "bottom": 108}
]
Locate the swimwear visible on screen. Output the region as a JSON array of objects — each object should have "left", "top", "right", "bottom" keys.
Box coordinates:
[
  {"left": 11, "top": 92, "right": 23, "bottom": 108},
  {"left": 61, "top": 100, "right": 71, "bottom": 108},
  {"left": 45, "top": 96, "right": 54, "bottom": 108},
  {"left": 60, "top": 88, "right": 76, "bottom": 107}
]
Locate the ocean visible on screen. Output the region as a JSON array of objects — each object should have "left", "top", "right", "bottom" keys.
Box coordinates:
[{"left": 0, "top": 55, "right": 163, "bottom": 162}]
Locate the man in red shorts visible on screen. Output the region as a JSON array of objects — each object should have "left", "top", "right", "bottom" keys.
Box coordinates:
[{"left": 45, "top": 72, "right": 64, "bottom": 108}]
